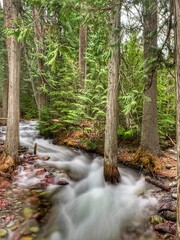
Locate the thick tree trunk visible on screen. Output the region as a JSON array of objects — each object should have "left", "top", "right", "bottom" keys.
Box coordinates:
[
  {"left": 140, "top": 0, "right": 161, "bottom": 156},
  {"left": 4, "top": 0, "right": 20, "bottom": 157},
  {"left": 32, "top": 6, "right": 46, "bottom": 117},
  {"left": 79, "top": 24, "right": 87, "bottom": 86},
  {"left": 174, "top": 0, "right": 180, "bottom": 238},
  {"left": 104, "top": 2, "right": 121, "bottom": 184}
]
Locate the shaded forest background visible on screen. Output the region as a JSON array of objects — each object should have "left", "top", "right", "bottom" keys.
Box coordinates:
[{"left": 0, "top": 0, "right": 175, "bottom": 151}]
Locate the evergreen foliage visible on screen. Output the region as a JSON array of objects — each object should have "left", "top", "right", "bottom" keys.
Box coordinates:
[{"left": 0, "top": 0, "right": 176, "bottom": 144}]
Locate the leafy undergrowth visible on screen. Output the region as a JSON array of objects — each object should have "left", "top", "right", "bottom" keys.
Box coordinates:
[{"left": 53, "top": 129, "right": 104, "bottom": 153}]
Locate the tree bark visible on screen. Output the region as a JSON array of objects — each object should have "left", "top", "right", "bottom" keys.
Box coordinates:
[
  {"left": 2, "top": 42, "right": 8, "bottom": 124},
  {"left": 4, "top": 0, "right": 21, "bottom": 157},
  {"left": 1, "top": 3, "right": 9, "bottom": 125},
  {"left": 104, "top": 1, "right": 122, "bottom": 184},
  {"left": 140, "top": 0, "right": 161, "bottom": 156},
  {"left": 23, "top": 44, "right": 39, "bottom": 108},
  {"left": 174, "top": 0, "right": 180, "bottom": 238},
  {"left": 32, "top": 6, "right": 46, "bottom": 117}
]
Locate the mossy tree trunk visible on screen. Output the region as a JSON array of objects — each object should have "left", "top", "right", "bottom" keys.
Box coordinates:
[
  {"left": 174, "top": 0, "right": 180, "bottom": 238},
  {"left": 104, "top": 1, "right": 122, "bottom": 184}
]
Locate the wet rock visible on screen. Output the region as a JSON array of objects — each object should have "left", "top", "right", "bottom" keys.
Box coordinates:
[
  {"left": 40, "top": 156, "right": 50, "bottom": 161},
  {"left": 167, "top": 149, "right": 177, "bottom": 154},
  {"left": 35, "top": 169, "right": 46, "bottom": 175},
  {"left": 57, "top": 180, "right": 69, "bottom": 185},
  {"left": 160, "top": 211, "right": 176, "bottom": 222},
  {"left": 154, "top": 222, "right": 176, "bottom": 235},
  {"left": 171, "top": 193, "right": 177, "bottom": 200},
  {"left": 169, "top": 182, "right": 177, "bottom": 187},
  {"left": 0, "top": 228, "right": 7, "bottom": 237},
  {"left": 44, "top": 175, "right": 54, "bottom": 184},
  {"left": 165, "top": 164, "right": 173, "bottom": 169},
  {"left": 159, "top": 201, "right": 176, "bottom": 213}
]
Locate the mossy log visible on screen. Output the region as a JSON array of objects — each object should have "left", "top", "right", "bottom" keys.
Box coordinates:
[{"left": 104, "top": 160, "right": 121, "bottom": 184}]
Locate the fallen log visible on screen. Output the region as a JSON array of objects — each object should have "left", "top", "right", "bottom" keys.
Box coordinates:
[{"left": 145, "top": 176, "right": 171, "bottom": 192}]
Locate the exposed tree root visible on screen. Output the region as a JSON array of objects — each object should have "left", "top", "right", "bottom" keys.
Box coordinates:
[
  {"left": 104, "top": 160, "right": 121, "bottom": 184},
  {"left": 133, "top": 148, "right": 161, "bottom": 173}
]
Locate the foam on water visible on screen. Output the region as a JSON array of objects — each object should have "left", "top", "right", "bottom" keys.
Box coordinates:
[
  {"left": 0, "top": 121, "right": 158, "bottom": 240},
  {"left": 42, "top": 167, "right": 157, "bottom": 240}
]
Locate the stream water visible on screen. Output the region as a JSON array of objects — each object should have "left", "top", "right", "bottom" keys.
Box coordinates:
[{"left": 0, "top": 121, "right": 158, "bottom": 240}]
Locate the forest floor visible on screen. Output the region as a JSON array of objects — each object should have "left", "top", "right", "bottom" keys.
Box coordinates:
[{"left": 0, "top": 127, "right": 177, "bottom": 240}]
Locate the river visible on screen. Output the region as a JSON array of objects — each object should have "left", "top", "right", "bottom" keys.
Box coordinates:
[{"left": 0, "top": 121, "right": 158, "bottom": 240}]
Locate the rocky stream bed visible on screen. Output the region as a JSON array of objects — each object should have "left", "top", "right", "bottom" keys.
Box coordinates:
[
  {"left": 0, "top": 148, "right": 177, "bottom": 240},
  {"left": 0, "top": 121, "right": 178, "bottom": 240}
]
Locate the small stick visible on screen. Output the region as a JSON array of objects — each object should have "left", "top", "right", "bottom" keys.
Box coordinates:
[
  {"left": 166, "top": 134, "right": 176, "bottom": 146},
  {"left": 34, "top": 143, "right": 37, "bottom": 155}
]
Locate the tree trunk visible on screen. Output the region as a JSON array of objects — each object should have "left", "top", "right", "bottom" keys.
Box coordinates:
[
  {"left": 2, "top": 4, "right": 9, "bottom": 125},
  {"left": 4, "top": 0, "right": 20, "bottom": 157},
  {"left": 104, "top": 1, "right": 122, "bottom": 184},
  {"left": 79, "top": 24, "right": 87, "bottom": 87},
  {"left": 23, "top": 44, "right": 39, "bottom": 108},
  {"left": 32, "top": 6, "right": 46, "bottom": 117},
  {"left": 2, "top": 42, "right": 8, "bottom": 124},
  {"left": 140, "top": 0, "right": 161, "bottom": 156},
  {"left": 174, "top": 0, "right": 180, "bottom": 238}
]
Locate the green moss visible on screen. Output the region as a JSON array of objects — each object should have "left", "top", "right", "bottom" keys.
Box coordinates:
[{"left": 133, "top": 148, "right": 160, "bottom": 171}]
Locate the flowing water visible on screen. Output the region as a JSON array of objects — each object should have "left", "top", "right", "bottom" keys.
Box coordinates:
[{"left": 0, "top": 121, "right": 158, "bottom": 240}]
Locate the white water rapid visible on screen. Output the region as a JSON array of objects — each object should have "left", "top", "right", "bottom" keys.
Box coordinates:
[{"left": 0, "top": 121, "right": 158, "bottom": 240}]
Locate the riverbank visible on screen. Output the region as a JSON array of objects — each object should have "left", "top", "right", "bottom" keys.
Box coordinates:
[{"left": 0, "top": 121, "right": 177, "bottom": 240}]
